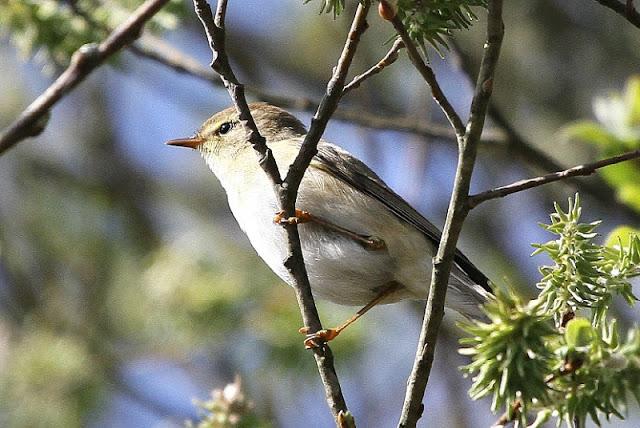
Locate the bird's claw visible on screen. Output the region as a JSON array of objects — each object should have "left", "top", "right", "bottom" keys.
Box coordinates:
[
  {"left": 299, "top": 327, "right": 340, "bottom": 349},
  {"left": 274, "top": 209, "right": 312, "bottom": 225}
]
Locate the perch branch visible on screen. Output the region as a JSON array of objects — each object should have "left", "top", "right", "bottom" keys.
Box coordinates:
[
  {"left": 191, "top": 1, "right": 372, "bottom": 424},
  {"left": 468, "top": 149, "right": 640, "bottom": 208}
]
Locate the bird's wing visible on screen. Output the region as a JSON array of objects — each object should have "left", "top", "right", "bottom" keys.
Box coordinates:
[{"left": 312, "top": 142, "right": 491, "bottom": 293}]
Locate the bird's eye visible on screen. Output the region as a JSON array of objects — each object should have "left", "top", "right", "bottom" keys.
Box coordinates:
[{"left": 218, "top": 122, "right": 233, "bottom": 135}]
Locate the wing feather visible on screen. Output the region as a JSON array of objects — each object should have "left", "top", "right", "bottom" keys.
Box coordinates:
[{"left": 312, "top": 143, "right": 491, "bottom": 293}]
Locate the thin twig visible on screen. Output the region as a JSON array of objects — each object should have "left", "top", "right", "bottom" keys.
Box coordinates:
[
  {"left": 342, "top": 38, "right": 404, "bottom": 95},
  {"left": 0, "top": 0, "right": 171, "bottom": 156},
  {"left": 468, "top": 149, "right": 640, "bottom": 208},
  {"left": 397, "top": 1, "right": 505, "bottom": 426},
  {"left": 594, "top": 0, "right": 640, "bottom": 28},
  {"left": 385, "top": 3, "right": 466, "bottom": 139}
]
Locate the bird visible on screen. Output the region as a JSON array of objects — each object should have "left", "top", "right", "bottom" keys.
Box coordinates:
[{"left": 167, "top": 102, "right": 491, "bottom": 347}]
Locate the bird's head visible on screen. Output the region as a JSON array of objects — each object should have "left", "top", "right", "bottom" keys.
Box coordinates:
[{"left": 166, "top": 102, "right": 307, "bottom": 161}]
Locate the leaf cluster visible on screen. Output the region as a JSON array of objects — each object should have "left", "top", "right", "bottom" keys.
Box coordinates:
[
  {"left": 533, "top": 194, "right": 639, "bottom": 327},
  {"left": 551, "top": 319, "right": 640, "bottom": 427},
  {"left": 396, "top": 0, "right": 487, "bottom": 54},
  {"left": 304, "top": 0, "right": 347, "bottom": 17},
  {"left": 460, "top": 195, "right": 640, "bottom": 427},
  {"left": 304, "top": 0, "right": 488, "bottom": 53},
  {"left": 459, "top": 288, "right": 556, "bottom": 424}
]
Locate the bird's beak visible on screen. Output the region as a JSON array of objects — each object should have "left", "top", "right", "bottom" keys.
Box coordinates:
[{"left": 166, "top": 136, "right": 203, "bottom": 149}]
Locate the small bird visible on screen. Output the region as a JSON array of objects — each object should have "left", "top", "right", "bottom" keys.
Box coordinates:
[{"left": 168, "top": 103, "right": 491, "bottom": 346}]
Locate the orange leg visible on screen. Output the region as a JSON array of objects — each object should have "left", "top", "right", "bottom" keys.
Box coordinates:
[
  {"left": 300, "top": 282, "right": 402, "bottom": 349},
  {"left": 274, "top": 209, "right": 313, "bottom": 225},
  {"left": 274, "top": 209, "right": 386, "bottom": 251}
]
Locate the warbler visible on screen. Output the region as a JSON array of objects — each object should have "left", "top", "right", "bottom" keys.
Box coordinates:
[{"left": 168, "top": 103, "right": 491, "bottom": 344}]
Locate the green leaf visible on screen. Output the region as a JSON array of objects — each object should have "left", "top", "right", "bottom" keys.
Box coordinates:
[
  {"left": 605, "top": 226, "right": 640, "bottom": 248},
  {"left": 560, "top": 121, "right": 618, "bottom": 147},
  {"left": 565, "top": 318, "right": 594, "bottom": 348},
  {"left": 624, "top": 75, "right": 640, "bottom": 126}
]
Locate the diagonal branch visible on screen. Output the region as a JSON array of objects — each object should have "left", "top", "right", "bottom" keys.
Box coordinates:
[
  {"left": 383, "top": 2, "right": 466, "bottom": 140},
  {"left": 0, "top": 0, "right": 171, "bottom": 156},
  {"left": 468, "top": 149, "right": 640, "bottom": 208},
  {"left": 281, "top": 2, "right": 371, "bottom": 422},
  {"left": 398, "top": 1, "right": 505, "bottom": 426},
  {"left": 191, "top": 1, "right": 371, "bottom": 425},
  {"left": 593, "top": 0, "right": 640, "bottom": 29}
]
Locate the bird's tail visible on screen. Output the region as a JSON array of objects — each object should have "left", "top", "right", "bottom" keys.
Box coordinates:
[{"left": 446, "top": 263, "right": 492, "bottom": 320}]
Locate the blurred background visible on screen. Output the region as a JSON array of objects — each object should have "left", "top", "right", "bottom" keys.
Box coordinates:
[{"left": 1, "top": 0, "right": 639, "bottom": 426}]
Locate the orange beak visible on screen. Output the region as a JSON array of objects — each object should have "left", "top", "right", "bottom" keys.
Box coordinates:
[{"left": 166, "top": 136, "right": 203, "bottom": 149}]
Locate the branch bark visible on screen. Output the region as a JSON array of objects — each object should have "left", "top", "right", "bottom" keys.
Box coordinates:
[
  {"left": 0, "top": 0, "right": 171, "bottom": 156},
  {"left": 191, "top": 1, "right": 371, "bottom": 425},
  {"left": 397, "top": 1, "right": 505, "bottom": 426},
  {"left": 468, "top": 149, "right": 640, "bottom": 208}
]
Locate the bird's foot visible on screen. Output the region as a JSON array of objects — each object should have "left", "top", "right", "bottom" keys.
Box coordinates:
[
  {"left": 274, "top": 209, "right": 386, "bottom": 251},
  {"left": 274, "top": 209, "right": 312, "bottom": 225},
  {"left": 298, "top": 326, "right": 340, "bottom": 349}
]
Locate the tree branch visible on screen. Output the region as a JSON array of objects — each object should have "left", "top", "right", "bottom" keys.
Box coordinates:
[
  {"left": 279, "top": 4, "right": 370, "bottom": 422},
  {"left": 0, "top": 0, "right": 171, "bottom": 156},
  {"left": 384, "top": 3, "right": 466, "bottom": 139},
  {"left": 397, "top": 1, "right": 505, "bottom": 426},
  {"left": 468, "top": 149, "right": 640, "bottom": 208},
  {"left": 342, "top": 38, "right": 404, "bottom": 95},
  {"left": 593, "top": 0, "right": 640, "bottom": 29},
  {"left": 191, "top": 1, "right": 372, "bottom": 425},
  {"left": 281, "top": 2, "right": 371, "bottom": 423}
]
